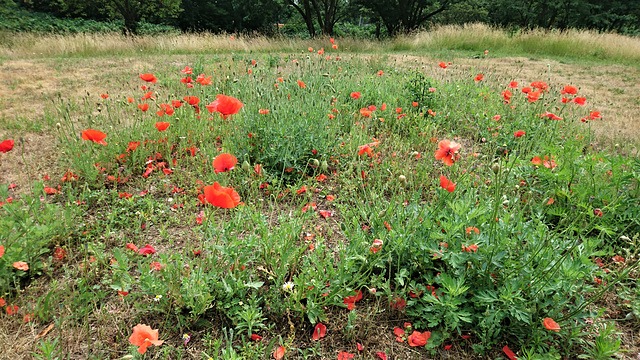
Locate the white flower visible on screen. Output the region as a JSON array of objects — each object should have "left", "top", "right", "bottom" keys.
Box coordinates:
[
  {"left": 282, "top": 282, "right": 295, "bottom": 291},
  {"left": 154, "top": 295, "right": 162, "bottom": 302}
]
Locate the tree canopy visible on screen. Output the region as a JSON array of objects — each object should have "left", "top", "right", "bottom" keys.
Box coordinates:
[{"left": 7, "top": 0, "right": 640, "bottom": 36}]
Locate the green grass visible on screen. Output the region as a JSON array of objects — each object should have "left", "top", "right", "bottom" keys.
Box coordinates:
[{"left": 1, "top": 46, "right": 639, "bottom": 360}]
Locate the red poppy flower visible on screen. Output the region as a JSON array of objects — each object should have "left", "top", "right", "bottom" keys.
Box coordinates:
[
  {"left": 157, "top": 103, "right": 173, "bottom": 116},
  {"left": 13, "top": 261, "right": 29, "bottom": 271},
  {"left": 588, "top": 111, "right": 601, "bottom": 119},
  {"left": 514, "top": 130, "right": 526, "bottom": 137},
  {"left": 101, "top": 93, "right": 109, "bottom": 99},
  {"left": 531, "top": 156, "right": 542, "bottom": 165},
  {"left": 407, "top": 331, "right": 431, "bottom": 347},
  {"left": 445, "top": 345, "right": 452, "bottom": 350},
  {"left": 81, "top": 129, "right": 107, "bottom": 145},
  {"left": 141, "top": 91, "right": 154, "bottom": 100},
  {"left": 376, "top": 352, "right": 387, "bottom": 360},
  {"left": 6, "top": 305, "right": 18, "bottom": 315},
  {"left": 127, "top": 97, "right": 134, "bottom": 103},
  {"left": 527, "top": 91, "right": 541, "bottom": 102},
  {"left": 0, "top": 140, "right": 15, "bottom": 153},
  {"left": 530, "top": 81, "right": 548, "bottom": 91},
  {"left": 543, "top": 317, "right": 560, "bottom": 332},
  {"left": 155, "top": 122, "right": 170, "bottom": 132},
  {"left": 593, "top": 208, "right": 603, "bottom": 217},
  {"left": 0, "top": 297, "right": 4, "bottom": 307},
  {"left": 440, "top": 175, "right": 456, "bottom": 193},
  {"left": 212, "top": 153, "right": 237, "bottom": 173},
  {"left": 297, "top": 80, "right": 306, "bottom": 88},
  {"left": 541, "top": 112, "right": 562, "bottom": 120},
  {"left": 129, "top": 324, "right": 164, "bottom": 354},
  {"left": 359, "top": 108, "right": 372, "bottom": 117},
  {"left": 206, "top": 94, "right": 243, "bottom": 119},
  {"left": 181, "top": 66, "right": 193, "bottom": 74},
  {"left": 138, "top": 103, "right": 149, "bottom": 112},
  {"left": 572, "top": 97, "right": 587, "bottom": 106},
  {"left": 183, "top": 96, "right": 200, "bottom": 106},
  {"left": 127, "top": 141, "right": 140, "bottom": 152},
  {"left": 561, "top": 85, "right": 577, "bottom": 95},
  {"left": 338, "top": 351, "right": 354, "bottom": 360},
  {"left": 171, "top": 100, "right": 183, "bottom": 108},
  {"left": 412, "top": 101, "right": 418, "bottom": 107},
  {"left": 509, "top": 81, "right": 518, "bottom": 88},
  {"left": 350, "top": 92, "right": 361, "bottom": 99},
  {"left": 138, "top": 244, "right": 156, "bottom": 256},
  {"left": 204, "top": 182, "right": 241, "bottom": 209},
  {"left": 126, "top": 243, "right": 138, "bottom": 252},
  {"left": 474, "top": 74, "right": 484, "bottom": 81},
  {"left": 259, "top": 109, "right": 270, "bottom": 114},
  {"left": 438, "top": 62, "right": 448, "bottom": 69},
  {"left": 140, "top": 73, "right": 157, "bottom": 83},
  {"left": 521, "top": 87, "right": 531, "bottom": 93},
  {"left": 313, "top": 323, "right": 327, "bottom": 340},
  {"left": 274, "top": 346, "right": 285, "bottom": 359},
  {"left": 435, "top": 139, "right": 461, "bottom": 166},
  {"left": 343, "top": 290, "right": 363, "bottom": 310},
  {"left": 466, "top": 227, "right": 479, "bottom": 236},
  {"left": 381, "top": 103, "right": 387, "bottom": 111},
  {"left": 0, "top": 245, "right": 4, "bottom": 258}
]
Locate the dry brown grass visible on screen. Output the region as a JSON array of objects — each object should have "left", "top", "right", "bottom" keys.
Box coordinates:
[
  {"left": 402, "top": 24, "right": 640, "bottom": 63},
  {"left": 2, "top": 23, "right": 640, "bottom": 63}
]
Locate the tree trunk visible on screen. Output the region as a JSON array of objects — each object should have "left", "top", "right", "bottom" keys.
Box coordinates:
[{"left": 286, "top": 0, "right": 316, "bottom": 37}]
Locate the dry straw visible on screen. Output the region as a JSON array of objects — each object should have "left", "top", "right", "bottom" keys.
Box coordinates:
[{"left": 1, "top": 23, "right": 639, "bottom": 62}]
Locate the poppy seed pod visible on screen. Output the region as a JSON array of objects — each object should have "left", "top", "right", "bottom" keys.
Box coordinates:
[
  {"left": 491, "top": 163, "right": 500, "bottom": 174},
  {"left": 241, "top": 160, "right": 251, "bottom": 172},
  {"left": 398, "top": 175, "right": 407, "bottom": 185},
  {"left": 321, "top": 160, "right": 328, "bottom": 172}
]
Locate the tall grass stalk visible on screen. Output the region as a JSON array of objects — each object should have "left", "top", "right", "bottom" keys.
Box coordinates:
[{"left": 1, "top": 23, "right": 639, "bottom": 63}]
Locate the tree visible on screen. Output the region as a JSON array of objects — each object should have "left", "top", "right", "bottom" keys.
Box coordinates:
[
  {"left": 101, "top": 0, "right": 182, "bottom": 34},
  {"left": 284, "top": 0, "right": 346, "bottom": 37},
  {"left": 357, "top": 0, "right": 460, "bottom": 36},
  {"left": 178, "top": 0, "right": 287, "bottom": 33}
]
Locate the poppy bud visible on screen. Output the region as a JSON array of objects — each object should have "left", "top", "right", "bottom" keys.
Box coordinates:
[
  {"left": 242, "top": 160, "right": 251, "bottom": 172},
  {"left": 321, "top": 160, "right": 328, "bottom": 172},
  {"left": 369, "top": 288, "right": 376, "bottom": 294},
  {"left": 56, "top": 123, "right": 61, "bottom": 129},
  {"left": 378, "top": 210, "right": 386, "bottom": 218},
  {"left": 411, "top": 151, "right": 419, "bottom": 158},
  {"left": 311, "top": 159, "right": 320, "bottom": 167},
  {"left": 491, "top": 163, "right": 500, "bottom": 174},
  {"left": 398, "top": 175, "right": 407, "bottom": 186}
]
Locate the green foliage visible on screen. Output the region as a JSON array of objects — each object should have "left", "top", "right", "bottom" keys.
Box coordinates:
[
  {"left": 4, "top": 48, "right": 639, "bottom": 359},
  {"left": 0, "top": 183, "right": 78, "bottom": 295}
]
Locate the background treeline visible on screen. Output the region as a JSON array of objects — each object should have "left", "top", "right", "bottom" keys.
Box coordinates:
[{"left": 1, "top": 0, "right": 639, "bottom": 37}]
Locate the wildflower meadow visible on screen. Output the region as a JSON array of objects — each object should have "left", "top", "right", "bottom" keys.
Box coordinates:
[{"left": 0, "top": 34, "right": 639, "bottom": 360}]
